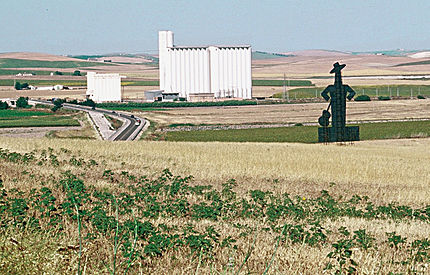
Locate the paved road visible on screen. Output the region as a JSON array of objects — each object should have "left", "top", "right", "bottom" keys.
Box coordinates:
[{"left": 29, "top": 99, "right": 145, "bottom": 141}]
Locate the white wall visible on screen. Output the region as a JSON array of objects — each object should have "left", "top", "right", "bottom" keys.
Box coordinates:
[
  {"left": 159, "top": 31, "right": 173, "bottom": 92},
  {"left": 86, "top": 73, "right": 121, "bottom": 103},
  {"left": 158, "top": 31, "right": 252, "bottom": 100}
]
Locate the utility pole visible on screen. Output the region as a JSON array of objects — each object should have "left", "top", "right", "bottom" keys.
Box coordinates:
[{"left": 283, "top": 73, "right": 286, "bottom": 101}]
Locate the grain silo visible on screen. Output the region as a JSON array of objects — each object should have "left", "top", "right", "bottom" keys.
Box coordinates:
[
  {"left": 86, "top": 72, "right": 122, "bottom": 103},
  {"left": 159, "top": 31, "right": 252, "bottom": 101}
]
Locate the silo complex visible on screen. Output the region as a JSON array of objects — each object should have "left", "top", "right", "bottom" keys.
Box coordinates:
[
  {"left": 86, "top": 72, "right": 121, "bottom": 103},
  {"left": 159, "top": 31, "right": 252, "bottom": 100}
]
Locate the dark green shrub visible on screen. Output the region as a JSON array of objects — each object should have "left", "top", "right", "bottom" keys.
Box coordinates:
[
  {"left": 73, "top": 70, "right": 81, "bottom": 76},
  {"left": 51, "top": 98, "right": 64, "bottom": 112},
  {"left": 417, "top": 95, "right": 426, "bottom": 99},
  {"left": 54, "top": 71, "right": 63, "bottom": 75},
  {"left": 354, "top": 95, "right": 371, "bottom": 101},
  {"left": 0, "top": 101, "right": 9, "bottom": 110},
  {"left": 16, "top": 97, "right": 29, "bottom": 108},
  {"left": 14, "top": 81, "right": 21, "bottom": 90},
  {"left": 79, "top": 99, "right": 96, "bottom": 108},
  {"left": 378, "top": 96, "right": 391, "bottom": 101}
]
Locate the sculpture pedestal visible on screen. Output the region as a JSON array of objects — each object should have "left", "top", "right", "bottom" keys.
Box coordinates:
[{"left": 318, "top": 126, "right": 359, "bottom": 142}]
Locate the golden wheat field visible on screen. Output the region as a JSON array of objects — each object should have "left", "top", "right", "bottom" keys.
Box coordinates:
[{"left": 1, "top": 137, "right": 429, "bottom": 274}]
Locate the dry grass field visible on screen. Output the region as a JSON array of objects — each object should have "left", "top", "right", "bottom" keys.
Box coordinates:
[
  {"left": 139, "top": 99, "right": 430, "bottom": 127},
  {"left": 1, "top": 137, "right": 429, "bottom": 274}
]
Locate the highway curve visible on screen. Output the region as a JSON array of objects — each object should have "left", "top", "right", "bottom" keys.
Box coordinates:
[{"left": 29, "top": 99, "right": 145, "bottom": 141}]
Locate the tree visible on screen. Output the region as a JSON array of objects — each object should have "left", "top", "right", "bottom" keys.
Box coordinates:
[
  {"left": 0, "top": 101, "right": 9, "bottom": 110},
  {"left": 73, "top": 70, "right": 81, "bottom": 76},
  {"left": 15, "top": 81, "right": 21, "bottom": 90},
  {"left": 80, "top": 99, "right": 96, "bottom": 108},
  {"left": 21, "top": 83, "right": 29, "bottom": 89},
  {"left": 54, "top": 71, "right": 63, "bottom": 75},
  {"left": 16, "top": 97, "right": 29, "bottom": 108},
  {"left": 51, "top": 98, "right": 64, "bottom": 112}
]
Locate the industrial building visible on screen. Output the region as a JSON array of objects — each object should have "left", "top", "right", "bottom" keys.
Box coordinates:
[
  {"left": 159, "top": 31, "right": 252, "bottom": 100},
  {"left": 86, "top": 72, "right": 122, "bottom": 103}
]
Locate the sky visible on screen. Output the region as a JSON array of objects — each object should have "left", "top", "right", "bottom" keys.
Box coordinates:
[{"left": 1, "top": 0, "right": 429, "bottom": 55}]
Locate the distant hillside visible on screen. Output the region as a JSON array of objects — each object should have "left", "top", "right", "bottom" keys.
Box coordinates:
[
  {"left": 0, "top": 52, "right": 83, "bottom": 62},
  {"left": 252, "top": 51, "right": 293, "bottom": 60},
  {"left": 282, "top": 50, "right": 350, "bottom": 57},
  {"left": 350, "top": 49, "right": 425, "bottom": 57},
  {"left": 70, "top": 53, "right": 158, "bottom": 64},
  {"left": 0, "top": 52, "right": 112, "bottom": 68}
]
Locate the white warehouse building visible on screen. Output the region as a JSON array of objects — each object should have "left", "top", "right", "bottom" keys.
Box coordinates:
[
  {"left": 86, "top": 72, "right": 122, "bottom": 103},
  {"left": 159, "top": 31, "right": 252, "bottom": 100}
]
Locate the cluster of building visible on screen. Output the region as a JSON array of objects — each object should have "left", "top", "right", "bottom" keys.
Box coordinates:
[{"left": 84, "top": 30, "right": 252, "bottom": 103}]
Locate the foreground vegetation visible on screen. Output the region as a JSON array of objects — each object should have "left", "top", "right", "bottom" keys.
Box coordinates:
[
  {"left": 164, "top": 120, "right": 430, "bottom": 143},
  {"left": 0, "top": 138, "right": 429, "bottom": 274}
]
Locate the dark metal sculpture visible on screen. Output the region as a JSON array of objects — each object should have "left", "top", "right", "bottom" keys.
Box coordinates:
[{"left": 318, "top": 62, "right": 359, "bottom": 142}]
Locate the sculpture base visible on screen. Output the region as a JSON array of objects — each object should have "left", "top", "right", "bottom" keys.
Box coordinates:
[{"left": 318, "top": 126, "right": 359, "bottom": 142}]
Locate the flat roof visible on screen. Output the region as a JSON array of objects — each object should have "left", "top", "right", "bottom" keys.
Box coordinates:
[{"left": 169, "top": 45, "right": 251, "bottom": 50}]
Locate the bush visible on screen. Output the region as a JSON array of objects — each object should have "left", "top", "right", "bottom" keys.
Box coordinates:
[
  {"left": 354, "top": 95, "right": 371, "bottom": 101},
  {"left": 35, "top": 103, "right": 51, "bottom": 109},
  {"left": 68, "top": 99, "right": 78, "bottom": 104},
  {"left": 378, "top": 96, "right": 391, "bottom": 101},
  {"left": 51, "top": 98, "right": 64, "bottom": 112},
  {"left": 16, "top": 97, "right": 29, "bottom": 108},
  {"left": 14, "top": 81, "right": 21, "bottom": 90},
  {"left": 79, "top": 99, "right": 96, "bottom": 108},
  {"left": 0, "top": 101, "right": 9, "bottom": 110},
  {"left": 54, "top": 71, "right": 63, "bottom": 75},
  {"left": 417, "top": 95, "right": 426, "bottom": 99},
  {"left": 73, "top": 70, "right": 81, "bottom": 76}
]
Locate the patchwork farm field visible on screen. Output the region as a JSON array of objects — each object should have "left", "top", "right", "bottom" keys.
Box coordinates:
[
  {"left": 164, "top": 120, "right": 430, "bottom": 143},
  {"left": 0, "top": 137, "right": 429, "bottom": 274},
  {"left": 0, "top": 109, "right": 80, "bottom": 128},
  {"left": 139, "top": 99, "right": 430, "bottom": 127}
]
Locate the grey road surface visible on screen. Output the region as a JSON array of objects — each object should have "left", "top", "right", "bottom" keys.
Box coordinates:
[{"left": 29, "top": 99, "right": 145, "bottom": 141}]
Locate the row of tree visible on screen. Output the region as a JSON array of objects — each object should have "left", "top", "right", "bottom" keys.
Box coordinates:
[{"left": 0, "top": 97, "right": 29, "bottom": 109}]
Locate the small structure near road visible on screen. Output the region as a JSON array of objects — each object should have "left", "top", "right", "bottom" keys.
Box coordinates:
[
  {"left": 86, "top": 72, "right": 122, "bottom": 103},
  {"left": 318, "top": 62, "right": 359, "bottom": 142},
  {"left": 144, "top": 90, "right": 180, "bottom": 102}
]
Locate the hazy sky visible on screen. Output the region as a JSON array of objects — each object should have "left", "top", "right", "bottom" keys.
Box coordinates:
[{"left": 1, "top": 0, "right": 429, "bottom": 55}]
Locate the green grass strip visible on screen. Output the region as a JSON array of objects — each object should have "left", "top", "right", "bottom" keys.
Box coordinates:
[
  {"left": 165, "top": 120, "right": 430, "bottom": 143},
  {"left": 0, "top": 109, "right": 54, "bottom": 118},
  {"left": 273, "top": 85, "right": 430, "bottom": 99},
  {"left": 0, "top": 116, "right": 80, "bottom": 128},
  {"left": 252, "top": 79, "right": 313, "bottom": 87}
]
